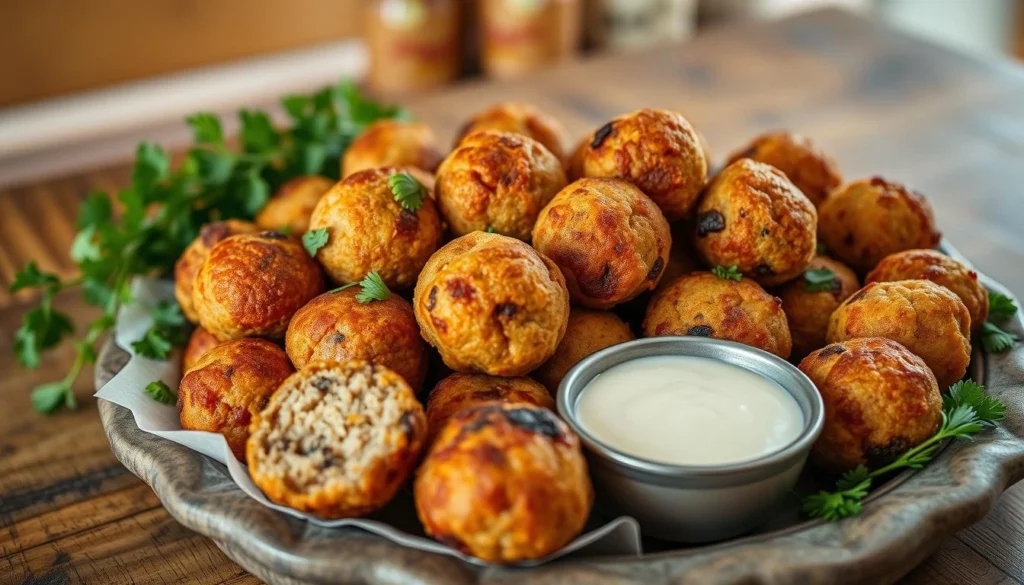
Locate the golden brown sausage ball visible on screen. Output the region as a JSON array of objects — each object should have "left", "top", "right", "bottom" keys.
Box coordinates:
[
  {"left": 533, "top": 178, "right": 671, "bottom": 308},
  {"left": 435, "top": 131, "right": 566, "bottom": 241},
  {"left": 799, "top": 337, "right": 942, "bottom": 473},
  {"left": 693, "top": 158, "right": 817, "bottom": 286},
  {"left": 181, "top": 326, "right": 225, "bottom": 373},
  {"left": 254, "top": 175, "right": 334, "bottom": 234},
  {"left": 779, "top": 256, "right": 860, "bottom": 360},
  {"left": 178, "top": 338, "right": 294, "bottom": 460},
  {"left": 341, "top": 119, "right": 444, "bottom": 178},
  {"left": 827, "top": 279, "right": 971, "bottom": 390},
  {"left": 576, "top": 109, "right": 707, "bottom": 220},
  {"left": 866, "top": 249, "right": 988, "bottom": 334},
  {"left": 415, "top": 403, "right": 592, "bottom": 563},
  {"left": 425, "top": 373, "right": 553, "bottom": 442},
  {"left": 248, "top": 361, "right": 427, "bottom": 518},
  {"left": 174, "top": 220, "right": 259, "bottom": 323},
  {"left": 725, "top": 131, "right": 842, "bottom": 208},
  {"left": 455, "top": 102, "right": 570, "bottom": 165},
  {"left": 309, "top": 166, "right": 443, "bottom": 288},
  {"left": 818, "top": 177, "right": 941, "bottom": 273},
  {"left": 534, "top": 309, "right": 635, "bottom": 392},
  {"left": 414, "top": 232, "right": 569, "bottom": 376},
  {"left": 285, "top": 289, "right": 427, "bottom": 391},
  {"left": 193, "top": 232, "right": 324, "bottom": 341},
  {"left": 644, "top": 272, "right": 792, "bottom": 358}
]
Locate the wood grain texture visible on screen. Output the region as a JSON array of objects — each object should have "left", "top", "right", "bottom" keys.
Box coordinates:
[{"left": 1, "top": 8, "right": 1024, "bottom": 585}]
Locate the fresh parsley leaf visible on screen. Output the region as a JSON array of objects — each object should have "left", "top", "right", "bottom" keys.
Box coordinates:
[
  {"left": 191, "top": 148, "right": 236, "bottom": 184},
  {"left": 388, "top": 171, "right": 426, "bottom": 212},
  {"left": 712, "top": 265, "right": 742, "bottom": 281},
  {"left": 32, "top": 381, "right": 73, "bottom": 414},
  {"left": 981, "top": 321, "right": 1015, "bottom": 353},
  {"left": 836, "top": 465, "right": 871, "bottom": 490},
  {"left": 300, "top": 143, "right": 328, "bottom": 175},
  {"left": 355, "top": 272, "right": 390, "bottom": 303},
  {"left": 9, "top": 261, "right": 59, "bottom": 293},
  {"left": 186, "top": 113, "right": 224, "bottom": 145},
  {"left": 239, "top": 110, "right": 278, "bottom": 154},
  {"left": 145, "top": 380, "right": 177, "bottom": 405},
  {"left": 151, "top": 301, "right": 186, "bottom": 328},
  {"left": 944, "top": 379, "right": 1005, "bottom": 425},
  {"left": 15, "top": 305, "right": 74, "bottom": 368},
  {"left": 132, "top": 303, "right": 188, "bottom": 360},
  {"left": 988, "top": 291, "right": 1017, "bottom": 319},
  {"left": 133, "top": 142, "right": 169, "bottom": 192},
  {"left": 282, "top": 95, "right": 312, "bottom": 121},
  {"left": 237, "top": 174, "right": 271, "bottom": 216},
  {"left": 77, "top": 191, "right": 113, "bottom": 230},
  {"left": 82, "top": 277, "right": 114, "bottom": 308},
  {"left": 70, "top": 226, "right": 102, "bottom": 263},
  {"left": 132, "top": 328, "right": 173, "bottom": 359},
  {"left": 303, "top": 228, "right": 330, "bottom": 256},
  {"left": 803, "top": 267, "right": 837, "bottom": 292},
  {"left": 485, "top": 226, "right": 495, "bottom": 234}
]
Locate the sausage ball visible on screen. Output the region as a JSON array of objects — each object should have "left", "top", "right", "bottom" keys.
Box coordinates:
[
  {"left": 725, "top": 131, "right": 842, "bottom": 208},
  {"left": 693, "top": 158, "right": 817, "bottom": 286},
  {"left": 285, "top": 289, "right": 427, "bottom": 391},
  {"left": 455, "top": 102, "right": 570, "bottom": 165},
  {"left": 254, "top": 175, "right": 334, "bottom": 234},
  {"left": 818, "top": 177, "right": 941, "bottom": 272},
  {"left": 309, "top": 166, "right": 443, "bottom": 288},
  {"left": 174, "top": 220, "right": 259, "bottom": 323},
  {"left": 248, "top": 361, "right": 427, "bottom": 518},
  {"left": 341, "top": 119, "right": 444, "bottom": 178},
  {"left": 414, "top": 232, "right": 570, "bottom": 376},
  {"left": 866, "top": 249, "right": 988, "bottom": 334},
  {"left": 576, "top": 108, "right": 707, "bottom": 220},
  {"left": 533, "top": 178, "right": 671, "bottom": 308},
  {"left": 827, "top": 280, "right": 971, "bottom": 390},
  {"left": 181, "top": 326, "right": 225, "bottom": 373},
  {"left": 779, "top": 256, "right": 860, "bottom": 360},
  {"left": 534, "top": 309, "right": 635, "bottom": 392},
  {"left": 415, "top": 403, "right": 592, "bottom": 563},
  {"left": 178, "top": 338, "right": 294, "bottom": 460},
  {"left": 435, "top": 130, "right": 566, "bottom": 241},
  {"left": 644, "top": 272, "right": 792, "bottom": 358},
  {"left": 193, "top": 231, "right": 324, "bottom": 341},
  {"left": 425, "top": 373, "right": 553, "bottom": 442},
  {"left": 799, "top": 338, "right": 942, "bottom": 473}
]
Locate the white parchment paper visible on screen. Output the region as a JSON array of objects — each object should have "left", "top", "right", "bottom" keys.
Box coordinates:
[{"left": 95, "top": 279, "right": 643, "bottom": 565}]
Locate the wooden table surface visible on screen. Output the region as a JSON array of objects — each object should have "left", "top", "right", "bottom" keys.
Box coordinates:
[{"left": 2, "top": 9, "right": 1024, "bottom": 585}]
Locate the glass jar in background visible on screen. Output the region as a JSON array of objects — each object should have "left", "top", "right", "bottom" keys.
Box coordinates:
[
  {"left": 367, "top": 0, "right": 461, "bottom": 94},
  {"left": 588, "top": 0, "right": 698, "bottom": 52},
  {"left": 480, "top": 0, "right": 582, "bottom": 80}
]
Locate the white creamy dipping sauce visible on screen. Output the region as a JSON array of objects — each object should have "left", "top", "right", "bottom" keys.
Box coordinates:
[{"left": 576, "top": 355, "right": 804, "bottom": 466}]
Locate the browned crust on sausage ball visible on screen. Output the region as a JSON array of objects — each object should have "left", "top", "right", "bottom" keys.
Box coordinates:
[
  {"left": 725, "top": 131, "right": 842, "bottom": 208},
  {"left": 579, "top": 109, "right": 708, "bottom": 220},
  {"left": 174, "top": 220, "right": 259, "bottom": 323},
  {"left": 693, "top": 158, "right": 817, "bottom": 286},
  {"left": 799, "top": 337, "right": 942, "bottom": 473},
  {"left": 534, "top": 309, "right": 635, "bottom": 392},
  {"left": 455, "top": 102, "right": 570, "bottom": 165},
  {"left": 247, "top": 361, "right": 427, "bottom": 518},
  {"left": 178, "top": 338, "right": 294, "bottom": 460},
  {"left": 533, "top": 178, "right": 671, "bottom": 308},
  {"left": 341, "top": 120, "right": 444, "bottom": 178},
  {"left": 436, "top": 131, "right": 566, "bottom": 241},
  {"left": 425, "top": 373, "right": 553, "bottom": 442},
  {"left": 818, "top": 177, "right": 941, "bottom": 272},
  {"left": 285, "top": 289, "right": 427, "bottom": 391},
  {"left": 780, "top": 256, "right": 860, "bottom": 360},
  {"left": 182, "top": 326, "right": 225, "bottom": 373},
  {"left": 192, "top": 232, "right": 324, "bottom": 341},
  {"left": 413, "top": 232, "right": 570, "bottom": 376},
  {"left": 866, "top": 249, "right": 988, "bottom": 334},
  {"left": 414, "top": 403, "right": 592, "bottom": 563},
  {"left": 827, "top": 280, "right": 971, "bottom": 390},
  {"left": 255, "top": 175, "right": 335, "bottom": 234},
  {"left": 643, "top": 272, "right": 792, "bottom": 358},
  {"left": 309, "top": 166, "right": 443, "bottom": 288}
]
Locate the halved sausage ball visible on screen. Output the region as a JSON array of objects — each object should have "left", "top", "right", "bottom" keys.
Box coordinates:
[
  {"left": 255, "top": 175, "right": 334, "bottom": 234},
  {"left": 644, "top": 271, "right": 792, "bottom": 358},
  {"left": 436, "top": 130, "right": 566, "bottom": 241},
  {"left": 413, "top": 232, "right": 570, "bottom": 376},
  {"left": 341, "top": 119, "right": 444, "bottom": 178},
  {"left": 576, "top": 108, "right": 707, "bottom": 220},
  {"left": 425, "top": 373, "right": 553, "bottom": 442},
  {"left": 455, "top": 102, "right": 569, "bottom": 165},
  {"left": 799, "top": 337, "right": 942, "bottom": 473},
  {"left": 534, "top": 309, "right": 635, "bottom": 392},
  {"left": 725, "top": 131, "right": 842, "bottom": 208},
  {"left": 193, "top": 232, "right": 324, "bottom": 340},
  {"left": 174, "top": 220, "right": 259, "bottom": 323},
  {"left": 779, "top": 256, "right": 860, "bottom": 360},
  {"left": 827, "top": 279, "right": 971, "bottom": 390},
  {"left": 818, "top": 177, "right": 941, "bottom": 272},
  {"left": 693, "top": 158, "right": 817, "bottom": 286},
  {"left": 533, "top": 178, "right": 671, "bottom": 308}
]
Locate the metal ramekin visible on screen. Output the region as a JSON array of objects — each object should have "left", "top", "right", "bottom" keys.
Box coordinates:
[{"left": 557, "top": 336, "right": 824, "bottom": 543}]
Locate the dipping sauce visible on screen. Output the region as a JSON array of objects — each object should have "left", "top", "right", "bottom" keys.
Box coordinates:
[{"left": 576, "top": 355, "right": 804, "bottom": 466}]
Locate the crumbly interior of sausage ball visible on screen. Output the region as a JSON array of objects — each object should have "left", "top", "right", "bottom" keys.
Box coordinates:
[{"left": 249, "top": 364, "right": 410, "bottom": 492}]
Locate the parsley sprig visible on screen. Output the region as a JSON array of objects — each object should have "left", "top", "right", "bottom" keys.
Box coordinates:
[
  {"left": 9, "top": 79, "right": 407, "bottom": 413},
  {"left": 802, "top": 380, "right": 1005, "bottom": 521},
  {"left": 803, "top": 267, "right": 838, "bottom": 292},
  {"left": 712, "top": 265, "right": 743, "bottom": 281},
  {"left": 302, "top": 228, "right": 330, "bottom": 256},
  {"left": 982, "top": 291, "right": 1018, "bottom": 353},
  {"left": 330, "top": 271, "right": 391, "bottom": 303},
  {"left": 388, "top": 171, "right": 426, "bottom": 212}
]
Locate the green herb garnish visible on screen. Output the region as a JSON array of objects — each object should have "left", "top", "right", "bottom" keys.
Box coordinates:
[
  {"left": 485, "top": 226, "right": 496, "bottom": 234},
  {"left": 131, "top": 302, "right": 188, "bottom": 360},
  {"left": 711, "top": 265, "right": 742, "bottom": 281},
  {"left": 302, "top": 228, "right": 330, "bottom": 256},
  {"left": 988, "top": 291, "right": 1017, "bottom": 319},
  {"left": 803, "top": 268, "right": 837, "bottom": 292},
  {"left": 144, "top": 380, "right": 177, "bottom": 405},
  {"left": 982, "top": 291, "right": 1018, "bottom": 353},
  {"left": 329, "top": 271, "right": 391, "bottom": 303},
  {"left": 388, "top": 171, "right": 426, "bottom": 212}
]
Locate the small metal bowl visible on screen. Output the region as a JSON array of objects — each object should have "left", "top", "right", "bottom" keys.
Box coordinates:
[{"left": 557, "top": 336, "right": 824, "bottom": 543}]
